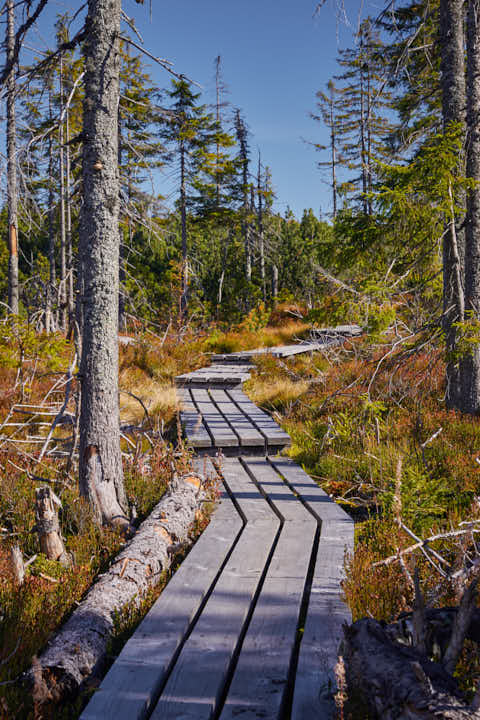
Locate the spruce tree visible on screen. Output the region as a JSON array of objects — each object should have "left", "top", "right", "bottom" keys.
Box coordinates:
[{"left": 160, "top": 78, "right": 212, "bottom": 316}]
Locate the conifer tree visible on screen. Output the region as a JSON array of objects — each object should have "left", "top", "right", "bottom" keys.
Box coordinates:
[
  {"left": 438, "top": 0, "right": 466, "bottom": 408},
  {"left": 333, "top": 19, "right": 393, "bottom": 212},
  {"left": 234, "top": 109, "right": 252, "bottom": 283},
  {"left": 161, "top": 78, "right": 211, "bottom": 316},
  {"left": 118, "top": 40, "right": 164, "bottom": 326},
  {"left": 312, "top": 80, "right": 341, "bottom": 218}
]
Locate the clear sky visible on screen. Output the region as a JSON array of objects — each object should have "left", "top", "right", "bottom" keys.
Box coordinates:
[{"left": 27, "top": 0, "right": 371, "bottom": 219}]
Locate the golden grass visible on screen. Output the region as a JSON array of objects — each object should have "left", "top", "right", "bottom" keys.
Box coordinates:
[
  {"left": 202, "top": 320, "right": 309, "bottom": 355},
  {"left": 119, "top": 369, "right": 178, "bottom": 425},
  {"left": 247, "top": 376, "right": 309, "bottom": 410}
]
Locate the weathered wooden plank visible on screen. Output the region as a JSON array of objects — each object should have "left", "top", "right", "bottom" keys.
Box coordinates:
[
  {"left": 291, "top": 518, "right": 354, "bottom": 720},
  {"left": 266, "top": 461, "right": 354, "bottom": 719},
  {"left": 209, "top": 389, "right": 265, "bottom": 448},
  {"left": 80, "top": 463, "right": 242, "bottom": 720},
  {"left": 270, "top": 457, "right": 351, "bottom": 524},
  {"left": 227, "top": 389, "right": 291, "bottom": 449},
  {"left": 177, "top": 388, "right": 212, "bottom": 448},
  {"left": 190, "top": 389, "right": 239, "bottom": 448},
  {"left": 216, "top": 457, "right": 275, "bottom": 524},
  {"left": 150, "top": 460, "right": 279, "bottom": 720},
  {"left": 220, "top": 461, "right": 316, "bottom": 720},
  {"left": 243, "top": 458, "right": 314, "bottom": 524}
]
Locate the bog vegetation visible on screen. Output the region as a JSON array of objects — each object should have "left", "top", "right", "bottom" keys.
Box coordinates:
[{"left": 1, "top": 0, "right": 480, "bottom": 717}]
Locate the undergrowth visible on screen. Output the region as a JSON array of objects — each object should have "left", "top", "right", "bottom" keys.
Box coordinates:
[{"left": 246, "top": 336, "right": 480, "bottom": 629}]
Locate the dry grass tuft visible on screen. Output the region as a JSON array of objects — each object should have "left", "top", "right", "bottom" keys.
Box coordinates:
[
  {"left": 119, "top": 371, "right": 178, "bottom": 425},
  {"left": 248, "top": 376, "right": 309, "bottom": 410}
]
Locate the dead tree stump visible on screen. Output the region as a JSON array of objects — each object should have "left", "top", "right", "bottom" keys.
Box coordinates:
[
  {"left": 10, "top": 544, "right": 24, "bottom": 585},
  {"left": 35, "top": 486, "right": 70, "bottom": 566}
]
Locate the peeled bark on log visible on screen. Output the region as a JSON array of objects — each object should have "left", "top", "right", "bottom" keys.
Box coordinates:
[
  {"left": 28, "top": 472, "right": 205, "bottom": 702},
  {"left": 35, "top": 487, "right": 70, "bottom": 566},
  {"left": 342, "top": 618, "right": 480, "bottom": 719}
]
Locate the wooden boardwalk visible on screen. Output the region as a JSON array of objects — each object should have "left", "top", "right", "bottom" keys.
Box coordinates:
[{"left": 82, "top": 340, "right": 354, "bottom": 720}]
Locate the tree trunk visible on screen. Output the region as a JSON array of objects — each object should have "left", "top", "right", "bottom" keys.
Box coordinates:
[
  {"left": 342, "top": 618, "right": 480, "bottom": 719},
  {"left": 29, "top": 472, "right": 205, "bottom": 704},
  {"left": 460, "top": 0, "right": 480, "bottom": 413},
  {"left": 329, "top": 84, "right": 337, "bottom": 219},
  {"left": 439, "top": 0, "right": 466, "bottom": 408},
  {"left": 6, "top": 0, "right": 18, "bottom": 315},
  {"left": 35, "top": 486, "right": 70, "bottom": 565},
  {"left": 78, "top": 0, "right": 127, "bottom": 528},
  {"left": 46, "top": 89, "right": 56, "bottom": 334},
  {"left": 10, "top": 544, "right": 24, "bottom": 586},
  {"left": 59, "top": 56, "right": 67, "bottom": 331},
  {"left": 359, "top": 63, "right": 368, "bottom": 215},
  {"left": 257, "top": 154, "right": 266, "bottom": 302},
  {"left": 180, "top": 139, "right": 188, "bottom": 318},
  {"left": 272, "top": 264, "right": 278, "bottom": 305},
  {"left": 65, "top": 109, "right": 74, "bottom": 323}
]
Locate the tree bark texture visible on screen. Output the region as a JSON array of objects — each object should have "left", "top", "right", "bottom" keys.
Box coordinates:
[
  {"left": 29, "top": 473, "right": 205, "bottom": 703},
  {"left": 6, "top": 0, "right": 19, "bottom": 315},
  {"left": 460, "top": 0, "right": 480, "bottom": 413},
  {"left": 439, "top": 0, "right": 467, "bottom": 408},
  {"left": 342, "top": 618, "right": 480, "bottom": 719},
  {"left": 78, "top": 0, "right": 127, "bottom": 526}
]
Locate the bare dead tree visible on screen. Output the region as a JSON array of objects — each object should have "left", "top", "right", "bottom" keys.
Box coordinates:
[{"left": 6, "top": 0, "right": 19, "bottom": 314}]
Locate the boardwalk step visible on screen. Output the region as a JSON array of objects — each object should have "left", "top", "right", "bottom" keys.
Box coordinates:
[{"left": 177, "top": 386, "right": 291, "bottom": 456}]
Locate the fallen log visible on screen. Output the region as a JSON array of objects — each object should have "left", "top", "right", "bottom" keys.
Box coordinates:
[
  {"left": 27, "top": 471, "right": 206, "bottom": 703},
  {"left": 341, "top": 617, "right": 480, "bottom": 719}
]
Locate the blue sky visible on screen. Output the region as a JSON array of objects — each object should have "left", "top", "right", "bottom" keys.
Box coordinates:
[{"left": 26, "top": 0, "right": 373, "bottom": 219}]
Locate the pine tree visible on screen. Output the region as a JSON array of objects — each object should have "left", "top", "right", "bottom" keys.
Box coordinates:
[{"left": 438, "top": 0, "right": 466, "bottom": 408}]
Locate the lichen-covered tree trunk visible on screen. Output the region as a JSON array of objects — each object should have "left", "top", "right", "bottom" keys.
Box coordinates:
[
  {"left": 460, "top": 0, "right": 480, "bottom": 413},
  {"left": 78, "top": 0, "right": 127, "bottom": 526},
  {"left": 6, "top": 0, "right": 19, "bottom": 315},
  {"left": 439, "top": 0, "right": 466, "bottom": 408}
]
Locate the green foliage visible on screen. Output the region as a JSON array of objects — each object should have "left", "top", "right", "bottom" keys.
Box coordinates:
[
  {"left": 452, "top": 312, "right": 480, "bottom": 359},
  {"left": 0, "top": 317, "right": 69, "bottom": 371}
]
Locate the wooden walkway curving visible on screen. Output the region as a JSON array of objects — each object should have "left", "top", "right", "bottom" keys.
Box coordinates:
[{"left": 82, "top": 340, "right": 354, "bottom": 720}]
